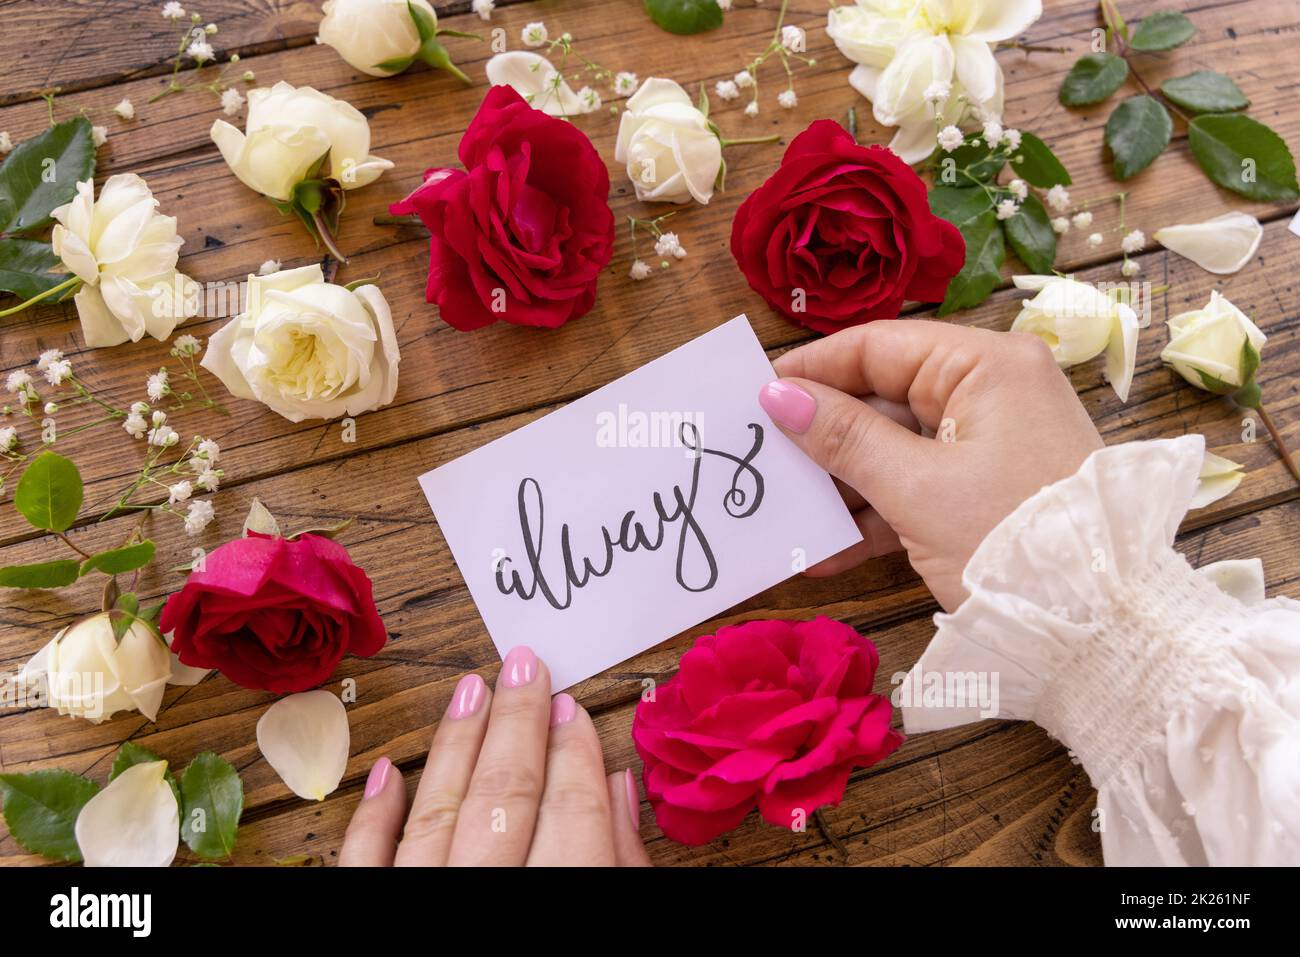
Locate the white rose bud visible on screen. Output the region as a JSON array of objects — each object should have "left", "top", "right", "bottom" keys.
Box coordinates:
[
  {"left": 614, "top": 78, "right": 722, "bottom": 205},
  {"left": 202, "top": 264, "right": 400, "bottom": 422},
  {"left": 18, "top": 612, "right": 172, "bottom": 724},
  {"left": 50, "top": 175, "right": 199, "bottom": 348},
  {"left": 1010, "top": 275, "right": 1139, "bottom": 403},
  {"left": 210, "top": 81, "right": 393, "bottom": 202},
  {"left": 1160, "top": 291, "right": 1265, "bottom": 393},
  {"left": 317, "top": 0, "right": 436, "bottom": 77}
]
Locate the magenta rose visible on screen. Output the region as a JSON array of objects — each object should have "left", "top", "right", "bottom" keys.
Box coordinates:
[{"left": 632, "top": 617, "right": 903, "bottom": 845}]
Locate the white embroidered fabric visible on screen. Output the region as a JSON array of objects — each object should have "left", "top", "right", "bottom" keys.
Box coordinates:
[{"left": 901, "top": 434, "right": 1300, "bottom": 865}]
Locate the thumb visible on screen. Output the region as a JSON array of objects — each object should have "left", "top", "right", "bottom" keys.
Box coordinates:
[{"left": 758, "top": 377, "right": 935, "bottom": 520}]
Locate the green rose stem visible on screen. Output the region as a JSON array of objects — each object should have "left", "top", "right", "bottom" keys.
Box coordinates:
[
  {"left": 373, "top": 214, "right": 422, "bottom": 227},
  {"left": 0, "top": 276, "right": 82, "bottom": 317},
  {"left": 1241, "top": 394, "right": 1300, "bottom": 486},
  {"left": 718, "top": 135, "right": 783, "bottom": 147},
  {"left": 313, "top": 209, "right": 349, "bottom": 264},
  {"left": 1101, "top": 0, "right": 1192, "bottom": 125}
]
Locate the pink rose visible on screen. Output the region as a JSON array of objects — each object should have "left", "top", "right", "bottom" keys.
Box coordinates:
[{"left": 632, "top": 617, "right": 903, "bottom": 845}]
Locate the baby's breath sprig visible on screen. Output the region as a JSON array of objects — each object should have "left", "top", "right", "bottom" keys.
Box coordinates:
[
  {"left": 148, "top": 6, "right": 253, "bottom": 109},
  {"left": 626, "top": 212, "right": 687, "bottom": 282},
  {"left": 720, "top": 0, "right": 814, "bottom": 118}
]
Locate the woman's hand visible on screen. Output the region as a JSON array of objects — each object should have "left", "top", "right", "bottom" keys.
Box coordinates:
[
  {"left": 339, "top": 646, "right": 650, "bottom": 866},
  {"left": 759, "top": 320, "right": 1104, "bottom": 612}
]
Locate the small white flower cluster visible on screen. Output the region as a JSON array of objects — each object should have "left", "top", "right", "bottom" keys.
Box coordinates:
[
  {"left": 614, "top": 72, "right": 638, "bottom": 97},
  {"left": 161, "top": 1, "right": 186, "bottom": 19},
  {"left": 720, "top": 10, "right": 812, "bottom": 117},
  {"left": 1044, "top": 188, "right": 1146, "bottom": 275},
  {"left": 221, "top": 87, "right": 245, "bottom": 116},
  {"left": 0, "top": 131, "right": 12, "bottom": 154},
  {"left": 654, "top": 232, "right": 687, "bottom": 261},
  {"left": 471, "top": 0, "right": 494, "bottom": 20},
  {"left": 113, "top": 98, "right": 135, "bottom": 121},
  {"left": 522, "top": 22, "right": 548, "bottom": 48}
]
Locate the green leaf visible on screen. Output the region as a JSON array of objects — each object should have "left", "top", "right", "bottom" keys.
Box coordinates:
[
  {"left": 1059, "top": 53, "right": 1129, "bottom": 106},
  {"left": 0, "top": 238, "right": 70, "bottom": 299},
  {"left": 180, "top": 752, "right": 244, "bottom": 860},
  {"left": 1161, "top": 71, "right": 1249, "bottom": 114},
  {"left": 0, "top": 769, "right": 99, "bottom": 862},
  {"left": 109, "top": 591, "right": 140, "bottom": 642},
  {"left": 0, "top": 559, "right": 81, "bottom": 589},
  {"left": 1105, "top": 94, "right": 1172, "bottom": 179},
  {"left": 1003, "top": 194, "right": 1058, "bottom": 275},
  {"left": 939, "top": 133, "right": 1005, "bottom": 187},
  {"left": 79, "top": 540, "right": 155, "bottom": 577},
  {"left": 929, "top": 187, "right": 1004, "bottom": 315},
  {"left": 1129, "top": 10, "right": 1196, "bottom": 52},
  {"left": 1188, "top": 113, "right": 1300, "bottom": 201},
  {"left": 288, "top": 516, "right": 355, "bottom": 541},
  {"left": 644, "top": 0, "right": 723, "bottom": 35},
  {"left": 0, "top": 117, "right": 97, "bottom": 236},
  {"left": 14, "top": 451, "right": 83, "bottom": 532},
  {"left": 111, "top": 742, "right": 181, "bottom": 804},
  {"left": 1009, "top": 131, "right": 1072, "bottom": 187}
]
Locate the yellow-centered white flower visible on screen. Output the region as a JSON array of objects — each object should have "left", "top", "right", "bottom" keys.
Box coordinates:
[
  {"left": 18, "top": 612, "right": 173, "bottom": 724},
  {"left": 1154, "top": 212, "right": 1263, "bottom": 275},
  {"left": 257, "top": 690, "right": 350, "bottom": 801},
  {"left": 1161, "top": 291, "right": 1266, "bottom": 390},
  {"left": 615, "top": 78, "right": 722, "bottom": 205},
  {"left": 826, "top": 0, "right": 1041, "bottom": 163},
  {"left": 202, "top": 264, "right": 400, "bottom": 423},
  {"left": 485, "top": 51, "right": 583, "bottom": 117},
  {"left": 1010, "top": 274, "right": 1139, "bottom": 403},
  {"left": 317, "top": 0, "right": 436, "bottom": 77},
  {"left": 50, "top": 174, "right": 199, "bottom": 348},
  {"left": 210, "top": 81, "right": 393, "bottom": 202},
  {"left": 75, "top": 760, "right": 179, "bottom": 867}
]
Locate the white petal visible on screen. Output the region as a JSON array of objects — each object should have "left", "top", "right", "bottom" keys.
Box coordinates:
[
  {"left": 256, "top": 690, "right": 350, "bottom": 801},
  {"left": 848, "top": 64, "right": 883, "bottom": 102},
  {"left": 1012, "top": 274, "right": 1056, "bottom": 291},
  {"left": 75, "top": 761, "right": 179, "bottom": 867},
  {"left": 1190, "top": 450, "right": 1246, "bottom": 509},
  {"left": 1197, "top": 557, "right": 1265, "bottom": 603},
  {"left": 951, "top": 34, "right": 1000, "bottom": 106},
  {"left": 1154, "top": 212, "right": 1263, "bottom": 275},
  {"left": 1105, "top": 302, "right": 1139, "bottom": 402},
  {"left": 963, "top": 0, "right": 1043, "bottom": 42},
  {"left": 166, "top": 631, "right": 212, "bottom": 686},
  {"left": 485, "top": 51, "right": 581, "bottom": 116},
  {"left": 887, "top": 120, "right": 943, "bottom": 165}
]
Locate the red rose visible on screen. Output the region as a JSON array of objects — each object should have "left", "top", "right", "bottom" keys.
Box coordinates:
[
  {"left": 160, "top": 533, "right": 387, "bottom": 693},
  {"left": 632, "top": 617, "right": 903, "bottom": 846},
  {"left": 390, "top": 85, "right": 615, "bottom": 331},
  {"left": 730, "top": 120, "right": 964, "bottom": 334}
]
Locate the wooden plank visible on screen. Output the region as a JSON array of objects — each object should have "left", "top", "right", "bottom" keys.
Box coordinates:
[
  {"left": 0, "top": 1, "right": 535, "bottom": 106},
  {"left": 1, "top": 0, "right": 1297, "bottom": 546}
]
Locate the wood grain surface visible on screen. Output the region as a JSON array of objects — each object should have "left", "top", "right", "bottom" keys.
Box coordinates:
[{"left": 1, "top": 0, "right": 1297, "bottom": 866}]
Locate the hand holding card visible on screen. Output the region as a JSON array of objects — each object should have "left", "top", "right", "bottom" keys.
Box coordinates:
[{"left": 419, "top": 316, "right": 861, "bottom": 689}]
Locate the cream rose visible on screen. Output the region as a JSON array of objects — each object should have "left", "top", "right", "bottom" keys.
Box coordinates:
[
  {"left": 318, "top": 0, "right": 435, "bottom": 76},
  {"left": 615, "top": 78, "right": 722, "bottom": 205},
  {"left": 210, "top": 81, "right": 393, "bottom": 202},
  {"left": 18, "top": 612, "right": 173, "bottom": 724},
  {"left": 1161, "top": 291, "right": 1265, "bottom": 391},
  {"left": 50, "top": 174, "right": 198, "bottom": 348},
  {"left": 1010, "top": 274, "right": 1139, "bottom": 402},
  {"left": 202, "top": 264, "right": 400, "bottom": 422}
]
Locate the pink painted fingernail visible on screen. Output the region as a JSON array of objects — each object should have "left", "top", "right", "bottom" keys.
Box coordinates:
[
  {"left": 363, "top": 757, "right": 392, "bottom": 800},
  {"left": 550, "top": 692, "right": 577, "bottom": 727},
  {"left": 624, "top": 769, "right": 640, "bottom": 832},
  {"left": 758, "top": 380, "right": 817, "bottom": 434},
  {"left": 448, "top": 673, "right": 486, "bottom": 720},
  {"left": 501, "top": 645, "right": 538, "bottom": 688}
]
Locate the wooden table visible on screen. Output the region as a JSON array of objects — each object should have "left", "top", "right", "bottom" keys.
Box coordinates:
[{"left": 1, "top": 0, "right": 1297, "bottom": 867}]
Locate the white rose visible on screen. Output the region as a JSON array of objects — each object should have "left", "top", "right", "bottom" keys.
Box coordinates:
[
  {"left": 1010, "top": 274, "right": 1139, "bottom": 402},
  {"left": 18, "top": 612, "right": 172, "bottom": 724},
  {"left": 1161, "top": 291, "right": 1265, "bottom": 391},
  {"left": 485, "top": 51, "right": 583, "bottom": 117},
  {"left": 317, "top": 0, "right": 436, "bottom": 77},
  {"left": 50, "top": 174, "right": 199, "bottom": 349},
  {"left": 210, "top": 81, "right": 393, "bottom": 202},
  {"left": 826, "top": 1, "right": 915, "bottom": 69},
  {"left": 614, "top": 78, "right": 722, "bottom": 205},
  {"left": 202, "top": 264, "right": 400, "bottom": 422}
]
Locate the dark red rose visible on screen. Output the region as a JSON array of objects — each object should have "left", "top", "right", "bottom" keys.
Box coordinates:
[
  {"left": 730, "top": 120, "right": 965, "bottom": 334},
  {"left": 160, "top": 532, "right": 387, "bottom": 693},
  {"left": 390, "top": 85, "right": 615, "bottom": 331},
  {"left": 632, "top": 617, "right": 903, "bottom": 846}
]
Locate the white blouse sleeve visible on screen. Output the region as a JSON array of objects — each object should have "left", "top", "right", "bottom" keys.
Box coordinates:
[{"left": 900, "top": 434, "right": 1300, "bottom": 866}]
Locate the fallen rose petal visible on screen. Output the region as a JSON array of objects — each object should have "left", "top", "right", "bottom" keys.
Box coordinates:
[
  {"left": 1191, "top": 450, "right": 1246, "bottom": 509},
  {"left": 256, "top": 690, "right": 350, "bottom": 800},
  {"left": 1104, "top": 302, "right": 1140, "bottom": 403},
  {"left": 1154, "top": 212, "right": 1263, "bottom": 275},
  {"left": 75, "top": 760, "right": 179, "bottom": 867}
]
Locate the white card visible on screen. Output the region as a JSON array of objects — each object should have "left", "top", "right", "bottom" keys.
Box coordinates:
[{"left": 418, "top": 315, "right": 862, "bottom": 690}]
